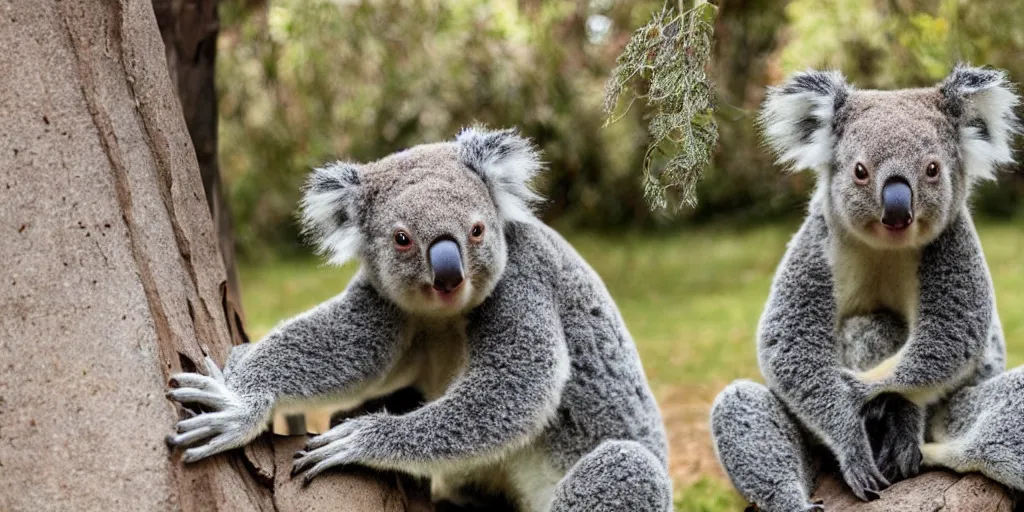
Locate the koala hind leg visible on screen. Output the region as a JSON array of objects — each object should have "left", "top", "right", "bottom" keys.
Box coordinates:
[
  {"left": 710, "top": 380, "right": 823, "bottom": 512},
  {"left": 920, "top": 436, "right": 1024, "bottom": 492},
  {"left": 923, "top": 368, "right": 1024, "bottom": 491},
  {"left": 548, "top": 440, "right": 671, "bottom": 512}
]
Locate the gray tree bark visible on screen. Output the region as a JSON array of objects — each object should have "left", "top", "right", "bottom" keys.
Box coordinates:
[
  {"left": 0, "top": 1, "right": 430, "bottom": 510},
  {"left": 153, "top": 0, "right": 246, "bottom": 346},
  {"left": 809, "top": 470, "right": 1014, "bottom": 511}
]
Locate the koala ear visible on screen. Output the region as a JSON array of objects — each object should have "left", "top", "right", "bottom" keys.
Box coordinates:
[
  {"left": 760, "top": 70, "right": 851, "bottom": 172},
  {"left": 456, "top": 126, "right": 544, "bottom": 224},
  {"left": 299, "top": 162, "right": 364, "bottom": 266},
  {"left": 940, "top": 64, "right": 1020, "bottom": 181}
]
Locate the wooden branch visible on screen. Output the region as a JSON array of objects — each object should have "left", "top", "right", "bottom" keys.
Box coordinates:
[
  {"left": 271, "top": 436, "right": 434, "bottom": 512},
  {"left": 811, "top": 470, "right": 1014, "bottom": 511}
]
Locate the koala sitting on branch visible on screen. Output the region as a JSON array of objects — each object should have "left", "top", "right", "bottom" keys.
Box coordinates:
[
  {"left": 710, "top": 65, "right": 1020, "bottom": 511},
  {"left": 164, "top": 127, "right": 672, "bottom": 512}
]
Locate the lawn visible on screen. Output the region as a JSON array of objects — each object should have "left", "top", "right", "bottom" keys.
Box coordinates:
[{"left": 239, "top": 220, "right": 1024, "bottom": 511}]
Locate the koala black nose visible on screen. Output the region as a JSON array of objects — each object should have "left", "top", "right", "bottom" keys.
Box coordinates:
[
  {"left": 428, "top": 238, "right": 464, "bottom": 293},
  {"left": 881, "top": 177, "right": 913, "bottom": 230}
]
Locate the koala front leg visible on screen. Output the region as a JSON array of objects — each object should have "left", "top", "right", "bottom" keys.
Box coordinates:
[
  {"left": 856, "top": 214, "right": 992, "bottom": 404},
  {"left": 292, "top": 264, "right": 568, "bottom": 484},
  {"left": 758, "top": 213, "right": 888, "bottom": 501},
  {"left": 166, "top": 277, "right": 405, "bottom": 462},
  {"left": 838, "top": 313, "right": 923, "bottom": 483}
]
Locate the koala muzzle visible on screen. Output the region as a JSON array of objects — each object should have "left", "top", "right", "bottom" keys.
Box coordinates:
[
  {"left": 881, "top": 177, "right": 913, "bottom": 230},
  {"left": 428, "top": 238, "right": 464, "bottom": 293}
]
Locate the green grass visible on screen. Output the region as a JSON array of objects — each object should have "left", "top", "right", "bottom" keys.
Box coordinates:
[{"left": 239, "top": 220, "right": 1024, "bottom": 510}]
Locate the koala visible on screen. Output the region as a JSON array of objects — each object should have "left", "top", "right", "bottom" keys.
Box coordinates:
[
  {"left": 164, "top": 127, "right": 672, "bottom": 512},
  {"left": 710, "top": 64, "right": 1019, "bottom": 511}
]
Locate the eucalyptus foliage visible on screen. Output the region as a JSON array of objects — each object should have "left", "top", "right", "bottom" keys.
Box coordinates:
[{"left": 603, "top": 2, "right": 718, "bottom": 211}]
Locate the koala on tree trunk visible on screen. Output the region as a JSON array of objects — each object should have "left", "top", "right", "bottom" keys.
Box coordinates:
[
  {"left": 165, "top": 127, "right": 673, "bottom": 512},
  {"left": 710, "top": 65, "right": 1021, "bottom": 512}
]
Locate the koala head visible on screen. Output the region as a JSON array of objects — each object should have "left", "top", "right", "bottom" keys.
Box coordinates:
[
  {"left": 299, "top": 126, "right": 543, "bottom": 317},
  {"left": 761, "top": 65, "right": 1019, "bottom": 250}
]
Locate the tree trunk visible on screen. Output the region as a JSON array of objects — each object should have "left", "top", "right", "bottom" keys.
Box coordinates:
[
  {"left": 152, "top": 0, "right": 246, "bottom": 346},
  {"left": 810, "top": 470, "right": 1014, "bottom": 511},
  {"left": 0, "top": 1, "right": 429, "bottom": 510}
]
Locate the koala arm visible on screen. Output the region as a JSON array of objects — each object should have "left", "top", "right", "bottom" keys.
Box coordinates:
[
  {"left": 758, "top": 212, "right": 889, "bottom": 500},
  {"left": 165, "top": 276, "right": 406, "bottom": 462},
  {"left": 856, "top": 214, "right": 993, "bottom": 404},
  {"left": 292, "top": 253, "right": 569, "bottom": 482}
]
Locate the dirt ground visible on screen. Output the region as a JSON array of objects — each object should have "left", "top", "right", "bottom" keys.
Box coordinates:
[{"left": 660, "top": 384, "right": 730, "bottom": 488}]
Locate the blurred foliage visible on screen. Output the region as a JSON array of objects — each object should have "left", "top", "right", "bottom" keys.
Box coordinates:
[
  {"left": 690, "top": 0, "right": 808, "bottom": 224},
  {"left": 220, "top": 0, "right": 668, "bottom": 258},
  {"left": 219, "top": 0, "right": 1024, "bottom": 258},
  {"left": 604, "top": 2, "right": 718, "bottom": 211}
]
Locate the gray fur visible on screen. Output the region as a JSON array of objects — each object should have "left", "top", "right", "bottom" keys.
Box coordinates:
[
  {"left": 713, "top": 65, "right": 1019, "bottom": 510},
  {"left": 165, "top": 127, "right": 669, "bottom": 512},
  {"left": 923, "top": 365, "right": 1024, "bottom": 491},
  {"left": 549, "top": 440, "right": 672, "bottom": 512},
  {"left": 711, "top": 379, "right": 823, "bottom": 512}
]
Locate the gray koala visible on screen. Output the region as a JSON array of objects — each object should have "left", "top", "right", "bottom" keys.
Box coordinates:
[
  {"left": 710, "top": 65, "right": 1019, "bottom": 511},
  {"left": 164, "top": 127, "right": 672, "bottom": 512}
]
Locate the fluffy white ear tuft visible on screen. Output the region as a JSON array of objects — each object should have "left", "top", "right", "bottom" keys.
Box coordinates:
[
  {"left": 940, "top": 64, "right": 1021, "bottom": 182},
  {"left": 299, "top": 162, "right": 365, "bottom": 266},
  {"left": 456, "top": 126, "right": 544, "bottom": 224},
  {"left": 759, "top": 70, "right": 851, "bottom": 172}
]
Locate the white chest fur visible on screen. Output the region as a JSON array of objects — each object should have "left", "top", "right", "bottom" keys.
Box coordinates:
[
  {"left": 403, "top": 317, "right": 471, "bottom": 400},
  {"left": 830, "top": 238, "right": 921, "bottom": 323}
]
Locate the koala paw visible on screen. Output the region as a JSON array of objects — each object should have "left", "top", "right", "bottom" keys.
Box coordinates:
[
  {"left": 865, "top": 394, "right": 923, "bottom": 483},
  {"left": 164, "top": 357, "right": 268, "bottom": 463},
  {"left": 840, "top": 456, "right": 890, "bottom": 502},
  {"left": 291, "top": 414, "right": 390, "bottom": 485},
  {"left": 875, "top": 433, "right": 922, "bottom": 483}
]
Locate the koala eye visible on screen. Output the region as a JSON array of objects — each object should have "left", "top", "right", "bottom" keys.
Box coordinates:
[
  {"left": 853, "top": 163, "right": 870, "bottom": 184},
  {"left": 393, "top": 230, "right": 413, "bottom": 250},
  {"left": 925, "top": 162, "right": 940, "bottom": 179},
  {"left": 469, "top": 222, "right": 485, "bottom": 242}
]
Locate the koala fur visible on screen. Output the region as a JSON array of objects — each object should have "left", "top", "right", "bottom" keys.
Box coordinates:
[
  {"left": 165, "top": 127, "right": 671, "bottom": 512},
  {"left": 923, "top": 364, "right": 1024, "bottom": 491},
  {"left": 711, "top": 65, "right": 1020, "bottom": 511}
]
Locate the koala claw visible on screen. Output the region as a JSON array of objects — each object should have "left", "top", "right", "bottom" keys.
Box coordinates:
[
  {"left": 877, "top": 439, "right": 922, "bottom": 483},
  {"left": 865, "top": 396, "right": 924, "bottom": 483},
  {"left": 841, "top": 460, "right": 889, "bottom": 502},
  {"left": 292, "top": 416, "right": 383, "bottom": 482},
  {"left": 165, "top": 359, "right": 265, "bottom": 463}
]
